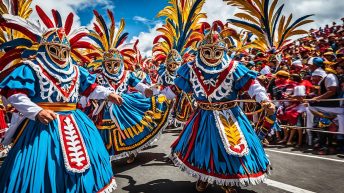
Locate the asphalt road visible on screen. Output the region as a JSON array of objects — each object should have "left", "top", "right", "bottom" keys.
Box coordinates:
[
  {"left": 112, "top": 127, "right": 344, "bottom": 193},
  {"left": 1, "top": 127, "right": 343, "bottom": 193}
]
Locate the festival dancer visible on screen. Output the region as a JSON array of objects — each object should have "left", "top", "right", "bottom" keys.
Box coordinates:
[
  {"left": 0, "top": 6, "right": 120, "bottom": 192},
  {"left": 152, "top": 0, "right": 206, "bottom": 126},
  {"left": 85, "top": 10, "right": 171, "bottom": 163},
  {"left": 169, "top": 23, "right": 275, "bottom": 193}
]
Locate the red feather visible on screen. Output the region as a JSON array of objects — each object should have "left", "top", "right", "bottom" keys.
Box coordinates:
[
  {"left": 107, "top": 9, "right": 115, "bottom": 26},
  {"left": 117, "top": 36, "right": 127, "bottom": 47},
  {"left": 51, "top": 9, "right": 59, "bottom": 27},
  {"left": 154, "top": 54, "right": 166, "bottom": 62},
  {"left": 120, "top": 49, "right": 135, "bottom": 53},
  {"left": 35, "top": 6, "right": 54, "bottom": 28},
  {"left": 212, "top": 20, "right": 224, "bottom": 31},
  {"left": 86, "top": 52, "right": 101, "bottom": 58},
  {"left": 153, "top": 35, "right": 172, "bottom": 48},
  {"left": 71, "top": 50, "right": 90, "bottom": 63},
  {"left": 93, "top": 23, "right": 103, "bottom": 37},
  {"left": 181, "top": 0, "right": 186, "bottom": 9},
  {"left": 200, "top": 22, "right": 211, "bottom": 34},
  {"left": 71, "top": 41, "right": 95, "bottom": 49},
  {"left": 64, "top": 13, "right": 74, "bottom": 35},
  {"left": 11, "top": 0, "right": 19, "bottom": 15},
  {"left": 134, "top": 39, "right": 139, "bottom": 50},
  {"left": 0, "top": 48, "right": 24, "bottom": 71},
  {"left": 3, "top": 23, "right": 38, "bottom": 42},
  {"left": 93, "top": 10, "right": 100, "bottom": 18},
  {"left": 121, "top": 53, "right": 135, "bottom": 60},
  {"left": 153, "top": 48, "right": 166, "bottom": 54},
  {"left": 184, "top": 37, "right": 201, "bottom": 48},
  {"left": 69, "top": 32, "right": 88, "bottom": 45}
]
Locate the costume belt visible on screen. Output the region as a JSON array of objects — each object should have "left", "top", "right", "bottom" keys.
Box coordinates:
[
  {"left": 37, "top": 102, "right": 77, "bottom": 112},
  {"left": 197, "top": 101, "right": 237, "bottom": 110}
]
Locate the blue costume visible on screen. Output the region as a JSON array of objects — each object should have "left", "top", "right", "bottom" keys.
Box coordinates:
[
  {"left": 0, "top": 10, "right": 116, "bottom": 193},
  {"left": 157, "top": 50, "right": 195, "bottom": 125},
  {"left": 94, "top": 54, "right": 171, "bottom": 160},
  {"left": 86, "top": 11, "right": 170, "bottom": 160},
  {"left": 170, "top": 28, "right": 271, "bottom": 188}
]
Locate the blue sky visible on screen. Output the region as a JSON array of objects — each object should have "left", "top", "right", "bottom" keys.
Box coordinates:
[{"left": 74, "top": 0, "right": 168, "bottom": 39}]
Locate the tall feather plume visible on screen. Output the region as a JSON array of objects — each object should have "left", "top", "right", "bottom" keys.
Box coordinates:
[
  {"left": 107, "top": 9, "right": 115, "bottom": 48},
  {"left": 64, "top": 13, "right": 74, "bottom": 35},
  {"left": 35, "top": 5, "right": 54, "bottom": 28},
  {"left": 51, "top": 9, "right": 62, "bottom": 28},
  {"left": 82, "top": 10, "right": 129, "bottom": 70},
  {"left": 153, "top": 0, "right": 206, "bottom": 61},
  {"left": 224, "top": 0, "right": 314, "bottom": 52}
]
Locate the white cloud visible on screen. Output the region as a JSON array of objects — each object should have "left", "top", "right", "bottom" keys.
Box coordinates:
[
  {"left": 201, "top": 0, "right": 343, "bottom": 31},
  {"left": 130, "top": 22, "right": 163, "bottom": 57},
  {"left": 201, "top": 0, "right": 237, "bottom": 24},
  {"left": 283, "top": 0, "right": 343, "bottom": 30},
  {"left": 133, "top": 16, "right": 150, "bottom": 23}
]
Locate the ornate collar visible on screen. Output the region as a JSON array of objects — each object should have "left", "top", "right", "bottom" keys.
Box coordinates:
[
  {"left": 103, "top": 70, "right": 128, "bottom": 91},
  {"left": 192, "top": 59, "right": 235, "bottom": 97},
  {"left": 195, "top": 54, "right": 232, "bottom": 74}
]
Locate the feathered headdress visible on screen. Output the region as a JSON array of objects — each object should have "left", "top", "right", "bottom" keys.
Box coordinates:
[
  {"left": 0, "top": 0, "right": 33, "bottom": 74},
  {"left": 153, "top": 0, "right": 206, "bottom": 63},
  {"left": 119, "top": 39, "right": 144, "bottom": 71},
  {"left": 86, "top": 9, "right": 129, "bottom": 70},
  {"left": 224, "top": 0, "right": 314, "bottom": 53},
  {"left": 0, "top": 5, "right": 91, "bottom": 77}
]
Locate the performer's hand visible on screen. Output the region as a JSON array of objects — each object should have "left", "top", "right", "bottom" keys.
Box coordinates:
[
  {"left": 108, "top": 93, "right": 123, "bottom": 106},
  {"left": 144, "top": 89, "right": 153, "bottom": 98},
  {"left": 261, "top": 101, "right": 275, "bottom": 115},
  {"left": 312, "top": 97, "right": 321, "bottom": 102},
  {"left": 37, "top": 109, "right": 57, "bottom": 125}
]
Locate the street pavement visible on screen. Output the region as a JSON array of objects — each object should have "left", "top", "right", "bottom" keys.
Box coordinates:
[
  {"left": 112, "top": 127, "right": 344, "bottom": 193},
  {"left": 1, "top": 127, "right": 343, "bottom": 193}
]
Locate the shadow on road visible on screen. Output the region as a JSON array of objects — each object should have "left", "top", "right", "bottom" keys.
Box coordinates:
[
  {"left": 112, "top": 152, "right": 169, "bottom": 173},
  {"left": 118, "top": 178, "right": 257, "bottom": 193}
]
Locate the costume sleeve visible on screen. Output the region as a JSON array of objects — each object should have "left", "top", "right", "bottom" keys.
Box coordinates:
[
  {"left": 88, "top": 86, "right": 112, "bottom": 100},
  {"left": 174, "top": 64, "right": 193, "bottom": 93},
  {"left": 0, "top": 65, "right": 36, "bottom": 98},
  {"left": 135, "top": 82, "right": 150, "bottom": 94},
  {"left": 233, "top": 63, "right": 258, "bottom": 91},
  {"left": 7, "top": 94, "right": 42, "bottom": 120},
  {"left": 128, "top": 72, "right": 141, "bottom": 87},
  {"left": 78, "top": 66, "right": 98, "bottom": 96},
  {"left": 234, "top": 63, "right": 269, "bottom": 102},
  {"left": 247, "top": 80, "right": 269, "bottom": 102}
]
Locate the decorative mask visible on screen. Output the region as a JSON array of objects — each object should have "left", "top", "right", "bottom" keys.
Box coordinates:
[
  {"left": 41, "top": 28, "right": 71, "bottom": 68},
  {"left": 165, "top": 49, "right": 182, "bottom": 73},
  {"left": 198, "top": 30, "right": 226, "bottom": 67},
  {"left": 103, "top": 49, "right": 124, "bottom": 76}
]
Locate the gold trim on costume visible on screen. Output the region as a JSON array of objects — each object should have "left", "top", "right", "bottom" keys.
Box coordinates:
[
  {"left": 37, "top": 102, "right": 77, "bottom": 111},
  {"left": 197, "top": 101, "right": 237, "bottom": 111}
]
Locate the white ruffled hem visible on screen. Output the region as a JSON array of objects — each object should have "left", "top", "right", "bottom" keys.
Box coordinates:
[
  {"left": 169, "top": 153, "right": 271, "bottom": 187},
  {"left": 97, "top": 177, "right": 117, "bottom": 193}
]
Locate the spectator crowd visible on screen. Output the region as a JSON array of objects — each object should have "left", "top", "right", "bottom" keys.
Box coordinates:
[{"left": 237, "top": 19, "right": 344, "bottom": 156}]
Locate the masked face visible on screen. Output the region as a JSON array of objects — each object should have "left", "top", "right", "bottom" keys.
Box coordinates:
[
  {"left": 166, "top": 49, "right": 182, "bottom": 73},
  {"left": 45, "top": 44, "right": 70, "bottom": 67},
  {"left": 199, "top": 45, "right": 224, "bottom": 67},
  {"left": 167, "top": 62, "right": 180, "bottom": 72},
  {"left": 104, "top": 59, "right": 121, "bottom": 74},
  {"left": 42, "top": 29, "right": 71, "bottom": 68}
]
